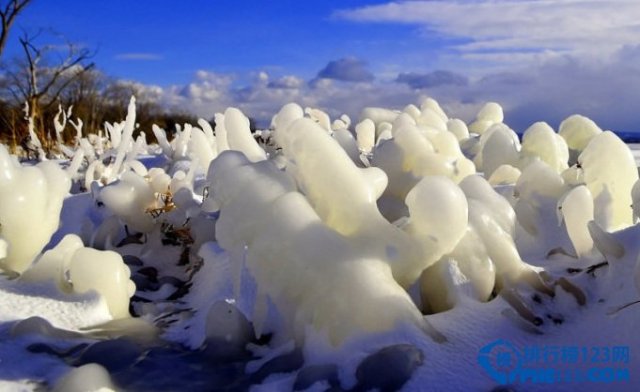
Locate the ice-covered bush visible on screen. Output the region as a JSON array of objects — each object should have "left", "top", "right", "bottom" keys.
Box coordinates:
[
  {"left": 22, "top": 234, "right": 135, "bottom": 319},
  {"left": 0, "top": 145, "right": 71, "bottom": 273}
]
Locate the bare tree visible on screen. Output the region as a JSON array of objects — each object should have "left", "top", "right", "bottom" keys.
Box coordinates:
[
  {"left": 0, "top": 0, "right": 32, "bottom": 59},
  {"left": 3, "top": 31, "right": 95, "bottom": 147},
  {"left": 60, "top": 69, "right": 108, "bottom": 134}
]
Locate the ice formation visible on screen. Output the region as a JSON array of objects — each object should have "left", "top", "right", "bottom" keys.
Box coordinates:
[
  {"left": 520, "top": 122, "right": 569, "bottom": 173},
  {"left": 208, "top": 144, "right": 429, "bottom": 344},
  {"left": 2, "top": 95, "right": 640, "bottom": 391},
  {"left": 558, "top": 114, "right": 602, "bottom": 162},
  {"left": 579, "top": 131, "right": 638, "bottom": 231},
  {"left": 468, "top": 102, "right": 503, "bottom": 134},
  {"left": 52, "top": 363, "right": 115, "bottom": 392},
  {"left": 0, "top": 145, "right": 71, "bottom": 273},
  {"left": 558, "top": 185, "right": 595, "bottom": 258},
  {"left": 68, "top": 247, "right": 135, "bottom": 319},
  {"left": 22, "top": 234, "right": 135, "bottom": 319}
]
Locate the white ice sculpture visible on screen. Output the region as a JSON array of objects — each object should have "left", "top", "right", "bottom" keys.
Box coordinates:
[
  {"left": 370, "top": 140, "right": 419, "bottom": 221},
  {"left": 407, "top": 177, "right": 472, "bottom": 313},
  {"left": 557, "top": 185, "right": 594, "bottom": 258},
  {"left": 416, "top": 106, "right": 447, "bottom": 132},
  {"left": 370, "top": 114, "right": 474, "bottom": 221},
  {"left": 147, "top": 167, "right": 172, "bottom": 194},
  {"left": 391, "top": 114, "right": 474, "bottom": 183},
  {"left": 21, "top": 234, "right": 84, "bottom": 290},
  {"left": 100, "top": 171, "right": 156, "bottom": 233},
  {"left": 188, "top": 125, "right": 217, "bottom": 172},
  {"left": 447, "top": 118, "right": 470, "bottom": 141},
  {"left": 68, "top": 247, "right": 135, "bottom": 319},
  {"left": 278, "top": 117, "right": 471, "bottom": 286},
  {"left": 332, "top": 129, "right": 363, "bottom": 166},
  {"left": 420, "top": 174, "right": 533, "bottom": 312},
  {"left": 225, "top": 107, "right": 267, "bottom": 162},
  {"left": 376, "top": 122, "right": 393, "bottom": 142},
  {"left": 579, "top": 131, "right": 638, "bottom": 231},
  {"left": 488, "top": 164, "right": 521, "bottom": 186},
  {"left": 22, "top": 234, "right": 135, "bottom": 319},
  {"left": 66, "top": 148, "right": 86, "bottom": 181},
  {"left": 0, "top": 145, "right": 71, "bottom": 273},
  {"left": 420, "top": 97, "right": 448, "bottom": 122},
  {"left": 82, "top": 97, "right": 139, "bottom": 190},
  {"left": 198, "top": 118, "right": 217, "bottom": 150},
  {"left": 0, "top": 238, "right": 7, "bottom": 260},
  {"left": 468, "top": 102, "right": 503, "bottom": 134},
  {"left": 272, "top": 103, "right": 304, "bottom": 132},
  {"left": 152, "top": 124, "right": 173, "bottom": 158},
  {"left": 305, "top": 107, "right": 332, "bottom": 132},
  {"left": 110, "top": 97, "right": 137, "bottom": 180},
  {"left": 172, "top": 124, "right": 192, "bottom": 160},
  {"left": 209, "top": 151, "right": 435, "bottom": 344},
  {"left": 53, "top": 104, "right": 73, "bottom": 146},
  {"left": 558, "top": 114, "right": 602, "bottom": 162},
  {"left": 403, "top": 104, "right": 421, "bottom": 122},
  {"left": 514, "top": 160, "right": 570, "bottom": 256},
  {"left": 520, "top": 122, "right": 569, "bottom": 173},
  {"left": 419, "top": 254, "right": 492, "bottom": 313},
  {"left": 360, "top": 107, "right": 400, "bottom": 128},
  {"left": 355, "top": 119, "right": 376, "bottom": 154},
  {"left": 462, "top": 175, "right": 545, "bottom": 291},
  {"left": 105, "top": 121, "right": 123, "bottom": 150},
  {"left": 214, "top": 113, "right": 230, "bottom": 154},
  {"left": 126, "top": 133, "right": 148, "bottom": 164},
  {"left": 587, "top": 220, "right": 625, "bottom": 260},
  {"left": 476, "top": 125, "right": 520, "bottom": 178},
  {"left": 405, "top": 176, "right": 468, "bottom": 264},
  {"left": 53, "top": 363, "right": 115, "bottom": 392},
  {"left": 461, "top": 175, "right": 516, "bottom": 235},
  {"left": 70, "top": 117, "right": 83, "bottom": 146},
  {"left": 276, "top": 117, "right": 390, "bottom": 236},
  {"left": 79, "top": 138, "right": 97, "bottom": 163}
]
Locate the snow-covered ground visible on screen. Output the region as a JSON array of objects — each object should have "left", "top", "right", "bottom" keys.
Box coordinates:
[{"left": 1, "top": 99, "right": 639, "bottom": 391}]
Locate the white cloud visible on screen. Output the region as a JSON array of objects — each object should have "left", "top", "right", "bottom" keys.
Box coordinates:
[
  {"left": 268, "top": 75, "right": 304, "bottom": 89},
  {"left": 130, "top": 44, "right": 640, "bottom": 133},
  {"left": 315, "top": 57, "right": 375, "bottom": 82},
  {"left": 335, "top": 0, "right": 640, "bottom": 67},
  {"left": 111, "top": 79, "right": 165, "bottom": 103},
  {"left": 397, "top": 70, "right": 468, "bottom": 89},
  {"left": 115, "top": 53, "right": 163, "bottom": 61},
  {"left": 148, "top": 69, "right": 418, "bottom": 125}
]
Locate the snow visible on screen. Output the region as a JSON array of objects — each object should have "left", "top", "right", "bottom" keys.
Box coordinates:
[{"left": 0, "top": 98, "right": 639, "bottom": 391}]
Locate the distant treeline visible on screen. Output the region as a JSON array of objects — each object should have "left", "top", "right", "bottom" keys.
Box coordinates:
[{"left": 0, "top": 68, "right": 200, "bottom": 149}]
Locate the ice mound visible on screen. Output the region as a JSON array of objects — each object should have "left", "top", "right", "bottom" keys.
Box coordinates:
[
  {"left": 22, "top": 234, "right": 135, "bottom": 319},
  {"left": 0, "top": 145, "right": 71, "bottom": 273}
]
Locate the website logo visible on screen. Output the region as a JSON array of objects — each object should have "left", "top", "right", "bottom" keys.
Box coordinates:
[{"left": 478, "top": 339, "right": 630, "bottom": 385}]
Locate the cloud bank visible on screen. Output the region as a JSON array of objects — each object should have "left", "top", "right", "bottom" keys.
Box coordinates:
[
  {"left": 334, "top": 0, "right": 640, "bottom": 67},
  {"left": 139, "top": 47, "right": 639, "bottom": 134}
]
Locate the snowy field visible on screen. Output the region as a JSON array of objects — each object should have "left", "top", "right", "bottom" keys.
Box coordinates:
[{"left": 0, "top": 98, "right": 639, "bottom": 391}]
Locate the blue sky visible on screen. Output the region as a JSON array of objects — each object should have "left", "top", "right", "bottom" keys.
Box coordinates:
[
  {"left": 3, "top": 0, "right": 640, "bottom": 131},
  {"left": 4, "top": 0, "right": 424, "bottom": 85}
]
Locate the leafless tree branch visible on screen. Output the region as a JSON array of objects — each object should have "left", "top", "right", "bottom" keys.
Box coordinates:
[{"left": 0, "top": 0, "right": 32, "bottom": 59}]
